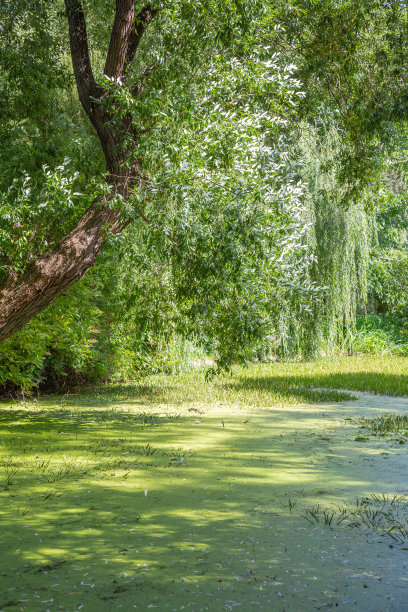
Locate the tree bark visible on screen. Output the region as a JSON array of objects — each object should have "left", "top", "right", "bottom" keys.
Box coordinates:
[
  {"left": 0, "top": 1, "right": 158, "bottom": 343},
  {"left": 0, "top": 194, "right": 121, "bottom": 343},
  {"left": 105, "top": 0, "right": 136, "bottom": 80}
]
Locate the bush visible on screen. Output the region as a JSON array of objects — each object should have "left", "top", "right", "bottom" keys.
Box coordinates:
[{"left": 352, "top": 314, "right": 408, "bottom": 356}]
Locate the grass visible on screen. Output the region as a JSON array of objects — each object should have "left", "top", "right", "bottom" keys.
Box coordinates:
[
  {"left": 358, "top": 413, "right": 408, "bottom": 435},
  {"left": 1, "top": 355, "right": 408, "bottom": 609},
  {"left": 229, "top": 354, "right": 408, "bottom": 398},
  {"left": 83, "top": 364, "right": 358, "bottom": 407},
  {"left": 354, "top": 412, "right": 408, "bottom": 446},
  {"left": 70, "top": 353, "right": 408, "bottom": 409},
  {"left": 303, "top": 494, "right": 408, "bottom": 543}
]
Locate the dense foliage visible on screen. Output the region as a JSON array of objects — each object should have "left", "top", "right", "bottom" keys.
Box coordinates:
[{"left": 1, "top": 0, "right": 408, "bottom": 392}]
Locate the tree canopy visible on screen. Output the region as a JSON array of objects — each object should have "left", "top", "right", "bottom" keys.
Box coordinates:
[{"left": 1, "top": 0, "right": 408, "bottom": 389}]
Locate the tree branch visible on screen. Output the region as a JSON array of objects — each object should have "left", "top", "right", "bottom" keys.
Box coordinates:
[
  {"left": 137, "top": 211, "right": 178, "bottom": 245},
  {"left": 65, "top": 0, "right": 98, "bottom": 114},
  {"left": 131, "top": 61, "right": 159, "bottom": 97},
  {"left": 124, "top": 4, "right": 160, "bottom": 76},
  {"left": 104, "top": 0, "right": 136, "bottom": 80}
]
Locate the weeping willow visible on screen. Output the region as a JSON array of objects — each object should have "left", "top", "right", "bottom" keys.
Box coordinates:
[{"left": 277, "top": 122, "right": 372, "bottom": 358}]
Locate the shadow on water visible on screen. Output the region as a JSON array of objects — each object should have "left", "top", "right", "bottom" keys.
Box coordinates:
[{"left": 0, "top": 387, "right": 406, "bottom": 610}]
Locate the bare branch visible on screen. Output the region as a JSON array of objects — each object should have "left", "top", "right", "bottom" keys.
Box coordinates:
[
  {"left": 104, "top": 0, "right": 136, "bottom": 80},
  {"left": 65, "top": 0, "right": 98, "bottom": 113},
  {"left": 124, "top": 4, "right": 160, "bottom": 76}
]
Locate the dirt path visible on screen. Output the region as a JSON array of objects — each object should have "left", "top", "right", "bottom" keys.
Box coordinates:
[{"left": 2, "top": 390, "right": 408, "bottom": 611}]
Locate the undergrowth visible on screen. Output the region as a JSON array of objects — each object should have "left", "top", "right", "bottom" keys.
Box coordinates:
[{"left": 353, "top": 314, "right": 408, "bottom": 356}]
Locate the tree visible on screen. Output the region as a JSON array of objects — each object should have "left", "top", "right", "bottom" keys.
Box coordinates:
[
  {"left": 0, "top": 1, "right": 163, "bottom": 341},
  {"left": 1, "top": 0, "right": 317, "bottom": 367},
  {"left": 0, "top": 1, "right": 263, "bottom": 342},
  {"left": 277, "top": 0, "right": 408, "bottom": 189}
]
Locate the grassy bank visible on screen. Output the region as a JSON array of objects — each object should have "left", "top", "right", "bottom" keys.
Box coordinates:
[
  {"left": 246, "top": 355, "right": 408, "bottom": 397},
  {"left": 76, "top": 354, "right": 408, "bottom": 409}
]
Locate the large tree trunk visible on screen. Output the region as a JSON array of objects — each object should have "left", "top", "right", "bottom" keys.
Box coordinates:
[
  {"left": 0, "top": 184, "right": 127, "bottom": 343},
  {"left": 0, "top": 1, "right": 158, "bottom": 343}
]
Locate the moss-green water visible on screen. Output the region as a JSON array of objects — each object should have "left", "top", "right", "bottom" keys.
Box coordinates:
[{"left": 2, "top": 361, "right": 408, "bottom": 611}]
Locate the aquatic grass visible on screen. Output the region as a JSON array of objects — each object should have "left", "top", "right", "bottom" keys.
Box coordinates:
[
  {"left": 26, "top": 356, "right": 408, "bottom": 415},
  {"left": 135, "top": 412, "right": 160, "bottom": 425},
  {"left": 357, "top": 413, "right": 408, "bottom": 435},
  {"left": 303, "top": 504, "right": 336, "bottom": 526},
  {"left": 1, "top": 465, "right": 20, "bottom": 488},
  {"left": 355, "top": 413, "right": 408, "bottom": 445},
  {"left": 303, "top": 494, "right": 408, "bottom": 542}
]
